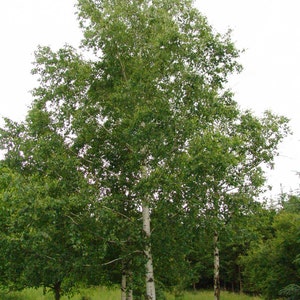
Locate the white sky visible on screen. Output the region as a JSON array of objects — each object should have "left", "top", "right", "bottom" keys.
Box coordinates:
[{"left": 0, "top": 0, "right": 299, "bottom": 198}]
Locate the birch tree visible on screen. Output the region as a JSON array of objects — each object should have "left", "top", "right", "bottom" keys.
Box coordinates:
[
  {"left": 181, "top": 111, "right": 289, "bottom": 300},
  {"left": 27, "top": 0, "right": 243, "bottom": 298},
  {"left": 1, "top": 0, "right": 289, "bottom": 299}
]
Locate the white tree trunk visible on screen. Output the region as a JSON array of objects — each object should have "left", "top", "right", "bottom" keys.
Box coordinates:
[
  {"left": 121, "top": 263, "right": 133, "bottom": 300},
  {"left": 214, "top": 231, "right": 220, "bottom": 300},
  {"left": 142, "top": 202, "right": 156, "bottom": 300},
  {"left": 127, "top": 288, "right": 133, "bottom": 300}
]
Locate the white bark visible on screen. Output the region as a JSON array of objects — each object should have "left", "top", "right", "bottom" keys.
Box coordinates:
[
  {"left": 142, "top": 202, "right": 156, "bottom": 300},
  {"left": 214, "top": 231, "right": 220, "bottom": 300},
  {"left": 121, "top": 264, "right": 133, "bottom": 300},
  {"left": 127, "top": 288, "right": 133, "bottom": 300}
]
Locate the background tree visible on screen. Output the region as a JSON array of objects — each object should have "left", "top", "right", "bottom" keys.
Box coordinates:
[
  {"left": 241, "top": 195, "right": 300, "bottom": 299},
  {"left": 219, "top": 200, "right": 276, "bottom": 293},
  {"left": 177, "top": 109, "right": 288, "bottom": 299}
]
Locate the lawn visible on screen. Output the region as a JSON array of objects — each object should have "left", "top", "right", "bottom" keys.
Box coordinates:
[{"left": 0, "top": 287, "right": 261, "bottom": 300}]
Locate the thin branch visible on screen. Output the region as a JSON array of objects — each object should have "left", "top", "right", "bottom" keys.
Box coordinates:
[
  {"left": 117, "top": 55, "right": 128, "bottom": 82},
  {"left": 102, "top": 205, "right": 131, "bottom": 221},
  {"left": 102, "top": 256, "right": 124, "bottom": 266},
  {"left": 102, "top": 250, "right": 143, "bottom": 266},
  {"left": 65, "top": 214, "right": 79, "bottom": 225}
]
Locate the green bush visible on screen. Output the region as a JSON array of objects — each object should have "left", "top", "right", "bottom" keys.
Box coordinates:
[{"left": 279, "top": 284, "right": 300, "bottom": 300}]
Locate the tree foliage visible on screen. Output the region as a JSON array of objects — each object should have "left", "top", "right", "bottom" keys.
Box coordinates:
[
  {"left": 0, "top": 114, "right": 104, "bottom": 299},
  {"left": 0, "top": 1, "right": 291, "bottom": 299},
  {"left": 241, "top": 195, "right": 300, "bottom": 299}
]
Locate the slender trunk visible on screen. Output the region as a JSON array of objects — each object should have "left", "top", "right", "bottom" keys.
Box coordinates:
[
  {"left": 121, "top": 269, "right": 127, "bottom": 300},
  {"left": 214, "top": 231, "right": 220, "bottom": 300},
  {"left": 142, "top": 202, "right": 156, "bottom": 300},
  {"left": 121, "top": 262, "right": 133, "bottom": 300},
  {"left": 238, "top": 265, "right": 243, "bottom": 294},
  {"left": 53, "top": 282, "right": 61, "bottom": 300},
  {"left": 127, "top": 287, "right": 133, "bottom": 300},
  {"left": 127, "top": 288, "right": 133, "bottom": 300}
]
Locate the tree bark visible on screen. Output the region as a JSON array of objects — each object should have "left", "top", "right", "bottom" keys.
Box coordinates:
[
  {"left": 214, "top": 231, "right": 220, "bottom": 300},
  {"left": 121, "top": 263, "right": 133, "bottom": 300},
  {"left": 127, "top": 287, "right": 133, "bottom": 300},
  {"left": 54, "top": 282, "right": 61, "bottom": 300},
  {"left": 142, "top": 202, "right": 156, "bottom": 300},
  {"left": 238, "top": 265, "right": 243, "bottom": 294},
  {"left": 121, "top": 269, "right": 127, "bottom": 300}
]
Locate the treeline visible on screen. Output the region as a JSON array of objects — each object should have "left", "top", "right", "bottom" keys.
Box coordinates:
[
  {"left": 191, "top": 193, "right": 300, "bottom": 300},
  {"left": 0, "top": 1, "right": 297, "bottom": 300}
]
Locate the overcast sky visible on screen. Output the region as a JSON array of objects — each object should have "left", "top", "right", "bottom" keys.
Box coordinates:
[{"left": 0, "top": 0, "right": 299, "bottom": 198}]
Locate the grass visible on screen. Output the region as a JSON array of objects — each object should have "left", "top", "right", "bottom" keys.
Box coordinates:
[
  {"left": 0, "top": 287, "right": 261, "bottom": 300},
  {"left": 0, "top": 287, "right": 117, "bottom": 300},
  {"left": 165, "top": 290, "right": 261, "bottom": 300}
]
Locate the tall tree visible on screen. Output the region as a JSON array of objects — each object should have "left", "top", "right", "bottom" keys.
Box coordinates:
[
  {"left": 28, "top": 0, "right": 242, "bottom": 298},
  {"left": 0, "top": 1, "right": 289, "bottom": 299},
  {"left": 181, "top": 110, "right": 288, "bottom": 300}
]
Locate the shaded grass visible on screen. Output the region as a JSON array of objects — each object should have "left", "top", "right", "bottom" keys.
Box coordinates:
[
  {"left": 0, "top": 287, "right": 261, "bottom": 300},
  {"left": 165, "top": 290, "right": 261, "bottom": 300}
]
